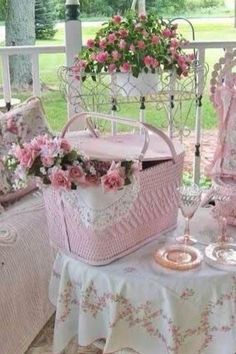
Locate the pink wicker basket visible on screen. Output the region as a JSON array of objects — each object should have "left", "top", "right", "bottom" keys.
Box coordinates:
[{"left": 43, "top": 112, "right": 184, "bottom": 265}]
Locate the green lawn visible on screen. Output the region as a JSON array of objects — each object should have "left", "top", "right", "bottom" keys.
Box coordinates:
[{"left": 1, "top": 21, "right": 236, "bottom": 131}]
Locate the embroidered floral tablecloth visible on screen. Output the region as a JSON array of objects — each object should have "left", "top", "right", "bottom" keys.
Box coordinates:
[{"left": 49, "top": 207, "right": 236, "bottom": 354}]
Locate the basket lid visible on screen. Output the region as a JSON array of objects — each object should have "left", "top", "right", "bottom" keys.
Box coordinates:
[{"left": 66, "top": 131, "right": 184, "bottom": 162}]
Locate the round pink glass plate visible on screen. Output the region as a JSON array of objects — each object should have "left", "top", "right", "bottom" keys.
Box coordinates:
[
  {"left": 154, "top": 244, "right": 203, "bottom": 271},
  {"left": 205, "top": 243, "right": 236, "bottom": 271}
]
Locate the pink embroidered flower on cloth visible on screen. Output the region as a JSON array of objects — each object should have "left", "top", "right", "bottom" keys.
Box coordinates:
[{"left": 6, "top": 116, "right": 18, "bottom": 135}]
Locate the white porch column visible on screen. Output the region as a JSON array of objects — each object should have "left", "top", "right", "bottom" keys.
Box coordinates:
[
  {"left": 138, "top": 0, "right": 146, "bottom": 14},
  {"left": 131, "top": 0, "right": 146, "bottom": 14},
  {"left": 65, "top": 0, "right": 83, "bottom": 128}
]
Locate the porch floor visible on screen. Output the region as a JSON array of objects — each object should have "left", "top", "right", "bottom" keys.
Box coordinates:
[{"left": 175, "top": 129, "right": 217, "bottom": 175}]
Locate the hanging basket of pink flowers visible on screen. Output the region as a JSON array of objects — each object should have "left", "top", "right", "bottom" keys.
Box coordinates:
[{"left": 73, "top": 11, "right": 195, "bottom": 84}]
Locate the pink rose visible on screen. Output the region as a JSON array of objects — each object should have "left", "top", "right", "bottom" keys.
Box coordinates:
[
  {"left": 73, "top": 60, "right": 87, "bottom": 75},
  {"left": 101, "top": 169, "right": 125, "bottom": 192},
  {"left": 144, "top": 55, "right": 154, "bottom": 67},
  {"left": 17, "top": 145, "right": 38, "bottom": 169},
  {"left": 96, "top": 51, "right": 108, "bottom": 63},
  {"left": 129, "top": 44, "right": 135, "bottom": 52},
  {"left": 108, "top": 63, "right": 117, "bottom": 73},
  {"left": 12, "top": 145, "right": 24, "bottom": 161},
  {"left": 120, "top": 62, "right": 131, "bottom": 73},
  {"left": 99, "top": 39, "right": 107, "bottom": 49},
  {"left": 41, "top": 156, "right": 54, "bottom": 167},
  {"left": 68, "top": 166, "right": 84, "bottom": 184},
  {"left": 170, "top": 38, "right": 179, "bottom": 48},
  {"left": 31, "top": 135, "right": 49, "bottom": 151},
  {"left": 112, "top": 15, "right": 122, "bottom": 24},
  {"left": 169, "top": 47, "right": 177, "bottom": 57},
  {"left": 162, "top": 28, "right": 172, "bottom": 38},
  {"left": 151, "top": 35, "right": 160, "bottom": 45},
  {"left": 90, "top": 53, "right": 97, "bottom": 61},
  {"left": 178, "top": 55, "right": 187, "bottom": 65},
  {"left": 119, "top": 39, "right": 126, "bottom": 49},
  {"left": 137, "top": 40, "right": 145, "bottom": 49},
  {"left": 119, "top": 29, "right": 128, "bottom": 38},
  {"left": 59, "top": 138, "right": 71, "bottom": 152},
  {"left": 152, "top": 59, "right": 159, "bottom": 68},
  {"left": 85, "top": 175, "right": 99, "bottom": 186},
  {"left": 142, "top": 30, "right": 148, "bottom": 37},
  {"left": 50, "top": 168, "right": 71, "bottom": 189},
  {"left": 41, "top": 140, "right": 60, "bottom": 158},
  {"left": 87, "top": 39, "right": 95, "bottom": 48},
  {"left": 112, "top": 50, "right": 121, "bottom": 61},
  {"left": 108, "top": 33, "right": 116, "bottom": 44},
  {"left": 6, "top": 116, "right": 18, "bottom": 134},
  {"left": 143, "top": 56, "right": 159, "bottom": 69}
]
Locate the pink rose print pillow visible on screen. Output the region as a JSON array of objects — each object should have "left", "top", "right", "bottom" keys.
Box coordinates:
[
  {"left": 0, "top": 96, "right": 52, "bottom": 153},
  {"left": 0, "top": 97, "right": 52, "bottom": 206}
]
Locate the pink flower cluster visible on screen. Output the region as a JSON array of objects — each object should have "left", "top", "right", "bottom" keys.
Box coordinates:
[
  {"left": 12, "top": 135, "right": 71, "bottom": 170},
  {"left": 10, "top": 135, "right": 134, "bottom": 192},
  {"left": 75, "top": 12, "right": 195, "bottom": 80}
]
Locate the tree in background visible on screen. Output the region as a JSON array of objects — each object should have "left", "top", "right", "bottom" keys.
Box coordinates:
[
  {"left": 5, "top": 0, "right": 35, "bottom": 88},
  {"left": 0, "top": 0, "right": 6, "bottom": 21},
  {"left": 55, "top": 0, "right": 65, "bottom": 21},
  {"left": 35, "top": 0, "right": 57, "bottom": 39}
]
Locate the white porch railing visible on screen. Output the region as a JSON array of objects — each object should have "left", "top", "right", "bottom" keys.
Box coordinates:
[
  {"left": 1, "top": 40, "right": 236, "bottom": 106},
  {"left": 0, "top": 45, "right": 65, "bottom": 104}
]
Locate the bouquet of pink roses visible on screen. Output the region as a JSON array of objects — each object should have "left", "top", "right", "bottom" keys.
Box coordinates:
[
  {"left": 73, "top": 11, "right": 194, "bottom": 81},
  {"left": 6, "top": 135, "right": 136, "bottom": 192}
]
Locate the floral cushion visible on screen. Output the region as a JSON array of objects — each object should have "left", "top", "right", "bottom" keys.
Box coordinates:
[
  {"left": 0, "top": 97, "right": 51, "bottom": 152},
  {"left": 0, "top": 97, "right": 52, "bottom": 205}
]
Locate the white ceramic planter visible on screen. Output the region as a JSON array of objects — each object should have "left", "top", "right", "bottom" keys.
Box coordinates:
[{"left": 115, "top": 71, "right": 161, "bottom": 97}]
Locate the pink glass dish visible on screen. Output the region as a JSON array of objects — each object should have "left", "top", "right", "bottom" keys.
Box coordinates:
[{"left": 154, "top": 244, "right": 203, "bottom": 271}]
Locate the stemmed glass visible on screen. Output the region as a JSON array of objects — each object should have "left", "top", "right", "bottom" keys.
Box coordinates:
[
  {"left": 205, "top": 184, "right": 236, "bottom": 269},
  {"left": 176, "top": 184, "right": 202, "bottom": 245},
  {"left": 211, "top": 184, "right": 233, "bottom": 244}
]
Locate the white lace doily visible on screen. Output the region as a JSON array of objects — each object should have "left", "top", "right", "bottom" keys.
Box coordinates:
[{"left": 62, "top": 179, "right": 140, "bottom": 230}]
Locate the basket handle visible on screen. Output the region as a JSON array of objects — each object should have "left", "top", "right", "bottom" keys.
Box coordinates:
[
  {"left": 61, "top": 112, "right": 177, "bottom": 162},
  {"left": 61, "top": 112, "right": 150, "bottom": 161},
  {"left": 142, "top": 123, "right": 178, "bottom": 163}
]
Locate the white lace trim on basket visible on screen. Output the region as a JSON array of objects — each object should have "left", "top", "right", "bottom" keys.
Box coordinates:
[{"left": 62, "top": 178, "right": 140, "bottom": 230}]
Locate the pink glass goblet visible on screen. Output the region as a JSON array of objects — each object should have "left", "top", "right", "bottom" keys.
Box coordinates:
[
  {"left": 211, "top": 185, "right": 233, "bottom": 244},
  {"left": 176, "top": 184, "right": 202, "bottom": 245}
]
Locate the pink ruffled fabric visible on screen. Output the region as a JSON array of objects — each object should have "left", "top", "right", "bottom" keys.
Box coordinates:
[{"left": 206, "top": 84, "right": 236, "bottom": 179}]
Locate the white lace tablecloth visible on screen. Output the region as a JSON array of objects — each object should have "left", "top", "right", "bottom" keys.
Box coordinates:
[{"left": 49, "top": 207, "right": 236, "bottom": 354}]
